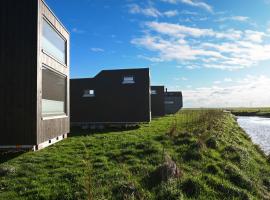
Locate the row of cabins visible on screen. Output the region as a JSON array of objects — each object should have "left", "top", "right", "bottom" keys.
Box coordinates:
[
  {"left": 70, "top": 68, "right": 183, "bottom": 127},
  {"left": 0, "top": 0, "right": 182, "bottom": 150}
]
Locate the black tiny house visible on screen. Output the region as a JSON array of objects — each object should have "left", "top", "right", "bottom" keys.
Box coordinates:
[
  {"left": 71, "top": 68, "right": 151, "bottom": 126},
  {"left": 165, "top": 91, "right": 183, "bottom": 114},
  {"left": 0, "top": 0, "right": 70, "bottom": 150},
  {"left": 151, "top": 86, "right": 165, "bottom": 117}
]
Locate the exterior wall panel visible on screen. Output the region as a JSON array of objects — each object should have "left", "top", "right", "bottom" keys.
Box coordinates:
[
  {"left": 165, "top": 92, "right": 183, "bottom": 114},
  {"left": 0, "top": 0, "right": 70, "bottom": 148},
  {"left": 71, "top": 68, "right": 151, "bottom": 124},
  {"left": 0, "top": 0, "right": 38, "bottom": 145},
  {"left": 151, "top": 86, "right": 165, "bottom": 117},
  {"left": 37, "top": 0, "right": 70, "bottom": 145}
]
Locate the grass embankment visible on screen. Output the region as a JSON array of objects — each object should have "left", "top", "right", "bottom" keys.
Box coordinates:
[
  {"left": 1, "top": 110, "right": 270, "bottom": 199},
  {"left": 229, "top": 108, "right": 270, "bottom": 118}
]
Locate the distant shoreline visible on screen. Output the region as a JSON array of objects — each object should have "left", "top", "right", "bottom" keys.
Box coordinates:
[{"left": 230, "top": 111, "right": 270, "bottom": 118}]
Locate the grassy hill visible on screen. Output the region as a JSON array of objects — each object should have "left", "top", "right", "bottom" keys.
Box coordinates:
[{"left": 1, "top": 110, "right": 270, "bottom": 199}]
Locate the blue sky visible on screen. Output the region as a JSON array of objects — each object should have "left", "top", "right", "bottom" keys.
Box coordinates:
[{"left": 46, "top": 0, "right": 270, "bottom": 108}]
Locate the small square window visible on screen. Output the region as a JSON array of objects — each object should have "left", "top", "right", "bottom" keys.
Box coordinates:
[
  {"left": 83, "top": 89, "right": 95, "bottom": 97},
  {"left": 122, "top": 76, "right": 135, "bottom": 84},
  {"left": 165, "top": 101, "right": 174, "bottom": 104},
  {"left": 151, "top": 90, "right": 157, "bottom": 95}
]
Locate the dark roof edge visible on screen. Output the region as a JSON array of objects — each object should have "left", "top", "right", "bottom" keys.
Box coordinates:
[{"left": 71, "top": 67, "right": 150, "bottom": 80}]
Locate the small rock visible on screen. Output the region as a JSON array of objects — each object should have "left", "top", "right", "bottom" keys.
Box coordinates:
[
  {"left": 151, "top": 155, "right": 182, "bottom": 185},
  {"left": 0, "top": 165, "right": 16, "bottom": 176}
]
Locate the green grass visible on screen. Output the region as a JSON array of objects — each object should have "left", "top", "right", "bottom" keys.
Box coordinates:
[
  {"left": 228, "top": 107, "right": 270, "bottom": 117},
  {"left": 1, "top": 110, "right": 270, "bottom": 199}
]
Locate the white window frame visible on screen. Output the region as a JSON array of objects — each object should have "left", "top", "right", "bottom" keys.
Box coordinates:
[
  {"left": 83, "top": 89, "right": 95, "bottom": 97},
  {"left": 151, "top": 90, "right": 157, "bottom": 95},
  {"left": 122, "top": 76, "right": 135, "bottom": 84}
]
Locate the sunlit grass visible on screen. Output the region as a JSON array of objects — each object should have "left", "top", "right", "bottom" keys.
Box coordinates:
[{"left": 1, "top": 110, "right": 270, "bottom": 199}]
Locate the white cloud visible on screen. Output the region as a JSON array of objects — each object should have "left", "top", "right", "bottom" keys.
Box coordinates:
[
  {"left": 216, "top": 16, "right": 249, "bottom": 22},
  {"left": 72, "top": 28, "right": 85, "bottom": 34},
  {"left": 145, "top": 22, "right": 243, "bottom": 40},
  {"left": 224, "top": 78, "right": 233, "bottom": 82},
  {"left": 214, "top": 81, "right": 221, "bottom": 84},
  {"left": 161, "top": 0, "right": 213, "bottom": 13},
  {"left": 128, "top": 4, "right": 178, "bottom": 18},
  {"left": 180, "top": 10, "right": 198, "bottom": 15},
  {"left": 244, "top": 30, "right": 266, "bottom": 43},
  {"left": 128, "top": 4, "right": 161, "bottom": 17},
  {"left": 174, "top": 77, "right": 188, "bottom": 81},
  {"left": 163, "top": 10, "right": 179, "bottom": 17},
  {"left": 91, "top": 48, "right": 104, "bottom": 52},
  {"left": 132, "top": 21, "right": 270, "bottom": 70},
  {"left": 182, "top": 75, "right": 270, "bottom": 108}
]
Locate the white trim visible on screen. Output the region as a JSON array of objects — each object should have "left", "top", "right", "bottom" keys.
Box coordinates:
[
  {"left": 42, "top": 115, "right": 68, "bottom": 120},
  {"left": 36, "top": 134, "right": 67, "bottom": 150}
]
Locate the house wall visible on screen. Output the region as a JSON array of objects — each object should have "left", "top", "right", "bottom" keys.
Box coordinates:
[
  {"left": 0, "top": 0, "right": 70, "bottom": 147},
  {"left": 165, "top": 92, "right": 183, "bottom": 114},
  {"left": 71, "top": 68, "right": 151, "bottom": 124},
  {"left": 0, "top": 0, "right": 38, "bottom": 145},
  {"left": 37, "top": 0, "right": 70, "bottom": 144},
  {"left": 151, "top": 86, "right": 165, "bottom": 117}
]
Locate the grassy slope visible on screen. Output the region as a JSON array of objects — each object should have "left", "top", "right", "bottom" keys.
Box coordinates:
[
  {"left": 229, "top": 108, "right": 270, "bottom": 118},
  {"left": 1, "top": 110, "right": 270, "bottom": 200}
]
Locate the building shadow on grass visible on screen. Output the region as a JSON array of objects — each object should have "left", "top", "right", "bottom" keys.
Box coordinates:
[
  {"left": 70, "top": 125, "right": 140, "bottom": 137},
  {"left": 0, "top": 150, "right": 27, "bottom": 164}
]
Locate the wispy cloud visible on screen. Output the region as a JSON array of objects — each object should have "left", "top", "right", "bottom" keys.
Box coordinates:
[
  {"left": 216, "top": 16, "right": 249, "bottom": 22},
  {"left": 90, "top": 48, "right": 104, "bottom": 52},
  {"left": 72, "top": 28, "right": 85, "bottom": 34},
  {"left": 128, "top": 4, "right": 178, "bottom": 18},
  {"left": 182, "top": 75, "right": 270, "bottom": 108},
  {"left": 163, "top": 10, "right": 179, "bottom": 17},
  {"left": 128, "top": 4, "right": 161, "bottom": 18},
  {"left": 161, "top": 0, "right": 213, "bottom": 13},
  {"left": 131, "top": 21, "right": 270, "bottom": 70}
]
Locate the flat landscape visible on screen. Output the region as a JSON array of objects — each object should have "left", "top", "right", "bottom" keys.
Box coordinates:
[
  {"left": 1, "top": 110, "right": 270, "bottom": 199},
  {"left": 229, "top": 108, "right": 270, "bottom": 118}
]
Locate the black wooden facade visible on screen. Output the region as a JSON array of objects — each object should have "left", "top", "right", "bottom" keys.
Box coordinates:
[
  {"left": 71, "top": 68, "right": 151, "bottom": 125},
  {"left": 0, "top": 0, "right": 70, "bottom": 150},
  {"left": 151, "top": 86, "right": 165, "bottom": 117},
  {"left": 164, "top": 91, "right": 183, "bottom": 114}
]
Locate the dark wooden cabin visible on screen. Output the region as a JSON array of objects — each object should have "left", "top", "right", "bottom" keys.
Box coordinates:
[
  {"left": 151, "top": 86, "right": 165, "bottom": 117},
  {"left": 0, "top": 0, "right": 70, "bottom": 150},
  {"left": 71, "top": 68, "right": 151, "bottom": 126},
  {"left": 165, "top": 90, "right": 183, "bottom": 114}
]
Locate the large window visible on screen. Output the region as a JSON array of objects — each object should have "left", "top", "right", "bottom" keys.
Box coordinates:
[
  {"left": 42, "top": 67, "right": 67, "bottom": 117},
  {"left": 42, "top": 18, "right": 66, "bottom": 64}
]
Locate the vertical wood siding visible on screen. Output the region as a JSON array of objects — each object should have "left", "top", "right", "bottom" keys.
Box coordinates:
[{"left": 0, "top": 0, "right": 38, "bottom": 145}]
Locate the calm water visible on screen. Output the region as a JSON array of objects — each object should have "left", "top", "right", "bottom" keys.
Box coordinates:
[{"left": 237, "top": 116, "right": 270, "bottom": 154}]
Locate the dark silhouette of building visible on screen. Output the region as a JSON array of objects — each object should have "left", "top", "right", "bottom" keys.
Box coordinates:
[
  {"left": 0, "top": 0, "right": 70, "bottom": 150},
  {"left": 165, "top": 89, "right": 183, "bottom": 114},
  {"left": 71, "top": 68, "right": 151, "bottom": 126},
  {"left": 151, "top": 86, "right": 165, "bottom": 117}
]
